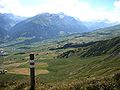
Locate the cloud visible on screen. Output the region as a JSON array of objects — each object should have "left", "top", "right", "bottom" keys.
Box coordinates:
[
  {"left": 0, "top": 0, "right": 120, "bottom": 22},
  {"left": 0, "top": 0, "right": 93, "bottom": 17},
  {"left": 112, "top": 0, "right": 120, "bottom": 22},
  {"left": 0, "top": 0, "right": 22, "bottom": 13},
  {"left": 114, "top": 0, "right": 120, "bottom": 9}
]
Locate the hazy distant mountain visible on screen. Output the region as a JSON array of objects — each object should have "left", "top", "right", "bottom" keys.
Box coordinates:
[
  {"left": 53, "top": 23, "right": 120, "bottom": 47},
  {"left": 91, "top": 24, "right": 120, "bottom": 37},
  {"left": 82, "top": 23, "right": 120, "bottom": 40},
  {"left": 83, "top": 20, "right": 119, "bottom": 31},
  {"left": 10, "top": 13, "right": 88, "bottom": 40},
  {"left": 0, "top": 13, "right": 26, "bottom": 31}
]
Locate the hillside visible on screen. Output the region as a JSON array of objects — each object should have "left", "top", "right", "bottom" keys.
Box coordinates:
[
  {"left": 54, "top": 24, "right": 120, "bottom": 45},
  {"left": 90, "top": 24, "right": 120, "bottom": 38},
  {"left": 0, "top": 36, "right": 120, "bottom": 90},
  {"left": 9, "top": 13, "right": 88, "bottom": 40},
  {"left": 58, "top": 36, "right": 120, "bottom": 58},
  {"left": 0, "top": 27, "right": 7, "bottom": 43}
]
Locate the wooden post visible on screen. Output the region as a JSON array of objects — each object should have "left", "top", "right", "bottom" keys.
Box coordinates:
[{"left": 29, "top": 54, "right": 35, "bottom": 90}]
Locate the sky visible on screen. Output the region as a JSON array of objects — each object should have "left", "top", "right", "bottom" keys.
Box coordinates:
[{"left": 0, "top": 0, "right": 120, "bottom": 22}]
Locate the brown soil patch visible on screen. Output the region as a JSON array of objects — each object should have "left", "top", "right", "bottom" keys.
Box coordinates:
[
  {"left": 8, "top": 68, "right": 49, "bottom": 75},
  {"left": 5, "top": 61, "right": 49, "bottom": 75}
]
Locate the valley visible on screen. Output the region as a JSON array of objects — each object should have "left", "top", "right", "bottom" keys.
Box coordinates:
[
  {"left": 0, "top": 12, "right": 120, "bottom": 90},
  {"left": 0, "top": 34, "right": 120, "bottom": 90}
]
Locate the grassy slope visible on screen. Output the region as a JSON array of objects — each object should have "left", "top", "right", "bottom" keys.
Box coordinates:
[
  {"left": 1, "top": 55, "right": 120, "bottom": 90},
  {"left": 0, "top": 31, "right": 120, "bottom": 89},
  {"left": 58, "top": 36, "right": 120, "bottom": 58},
  {"left": 39, "top": 55, "right": 120, "bottom": 82}
]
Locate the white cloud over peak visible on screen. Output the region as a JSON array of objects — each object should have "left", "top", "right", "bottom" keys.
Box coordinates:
[{"left": 0, "top": 0, "right": 120, "bottom": 22}]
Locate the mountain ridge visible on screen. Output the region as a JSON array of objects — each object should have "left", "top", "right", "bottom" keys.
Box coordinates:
[{"left": 9, "top": 13, "right": 88, "bottom": 40}]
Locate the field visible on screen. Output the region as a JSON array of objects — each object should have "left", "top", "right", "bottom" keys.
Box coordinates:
[
  {"left": 0, "top": 36, "right": 120, "bottom": 90},
  {"left": 1, "top": 54, "right": 120, "bottom": 90}
]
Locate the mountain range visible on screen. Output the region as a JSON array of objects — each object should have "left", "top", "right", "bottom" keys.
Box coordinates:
[
  {"left": 9, "top": 13, "right": 88, "bottom": 40},
  {"left": 0, "top": 12, "right": 120, "bottom": 42}
]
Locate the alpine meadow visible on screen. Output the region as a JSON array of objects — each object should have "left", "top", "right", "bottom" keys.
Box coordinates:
[{"left": 0, "top": 0, "right": 120, "bottom": 90}]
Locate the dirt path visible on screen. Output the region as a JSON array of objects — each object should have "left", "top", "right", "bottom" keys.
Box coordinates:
[
  {"left": 9, "top": 68, "right": 49, "bottom": 75},
  {"left": 5, "top": 61, "right": 49, "bottom": 75}
]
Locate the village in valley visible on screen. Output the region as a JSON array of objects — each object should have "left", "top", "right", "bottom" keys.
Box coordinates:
[{"left": 0, "top": 48, "right": 8, "bottom": 56}]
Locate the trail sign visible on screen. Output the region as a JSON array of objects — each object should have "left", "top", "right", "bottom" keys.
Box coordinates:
[{"left": 29, "top": 54, "right": 35, "bottom": 90}]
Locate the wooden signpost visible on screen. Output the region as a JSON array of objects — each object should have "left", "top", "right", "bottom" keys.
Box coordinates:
[{"left": 29, "top": 54, "right": 35, "bottom": 90}]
